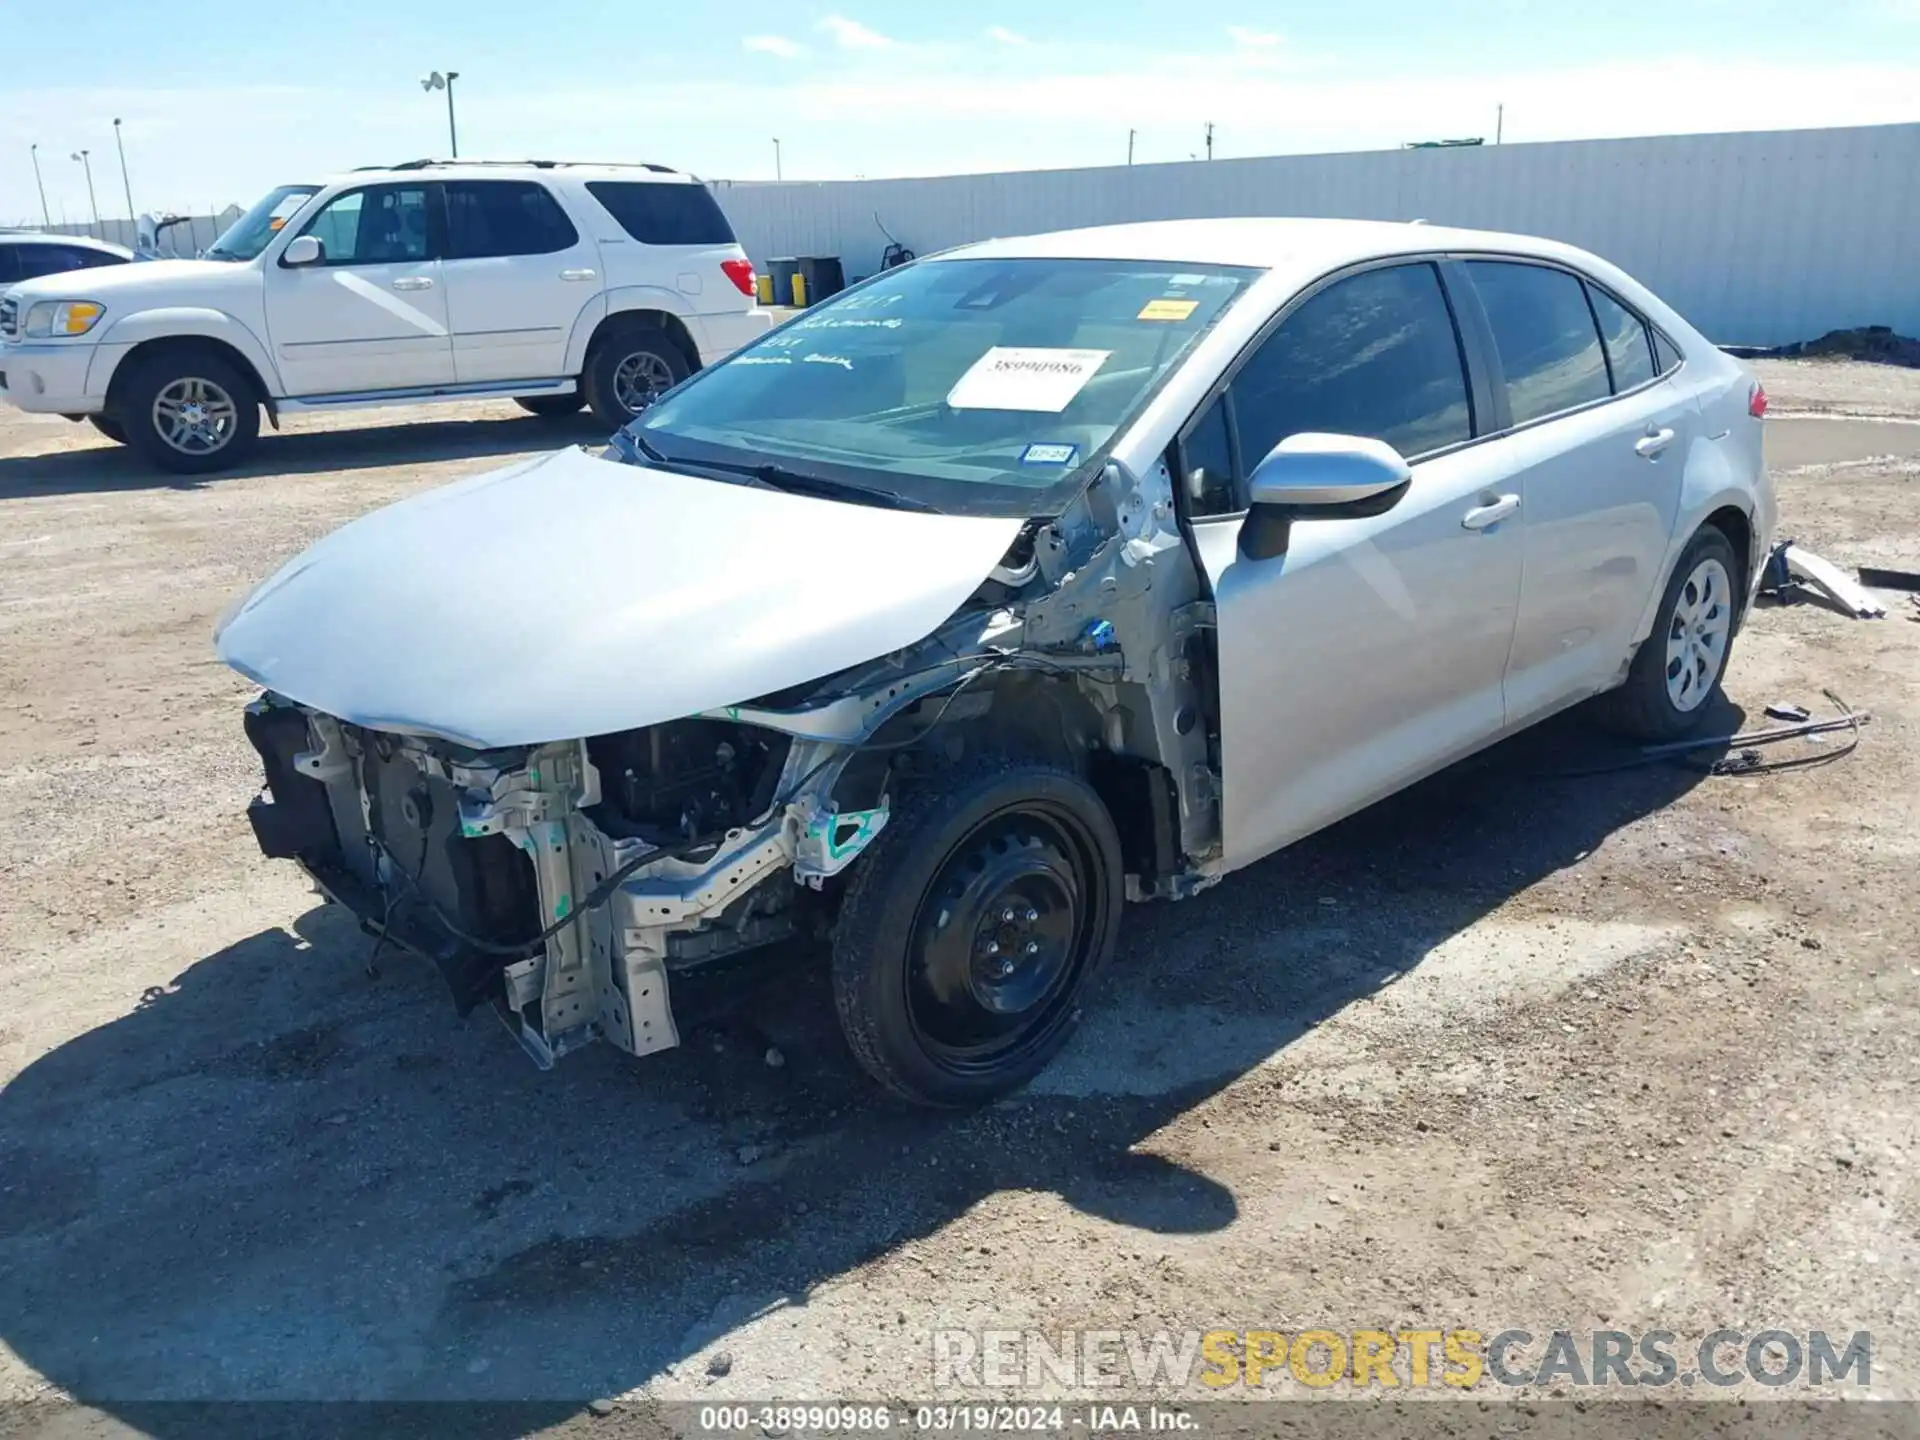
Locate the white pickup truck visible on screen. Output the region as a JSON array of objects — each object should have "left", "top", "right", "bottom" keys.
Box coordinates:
[{"left": 0, "top": 161, "right": 771, "bottom": 472}]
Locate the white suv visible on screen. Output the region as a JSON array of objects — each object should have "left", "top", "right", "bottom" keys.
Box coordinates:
[{"left": 0, "top": 161, "right": 771, "bottom": 472}]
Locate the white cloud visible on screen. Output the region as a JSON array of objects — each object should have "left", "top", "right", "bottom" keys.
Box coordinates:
[
  {"left": 985, "top": 25, "right": 1030, "bottom": 45},
  {"left": 743, "top": 34, "right": 807, "bottom": 60},
  {"left": 818, "top": 14, "right": 897, "bottom": 50},
  {"left": 1227, "top": 24, "right": 1283, "bottom": 48}
]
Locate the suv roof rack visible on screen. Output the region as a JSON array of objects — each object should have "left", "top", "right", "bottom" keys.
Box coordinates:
[{"left": 363, "top": 158, "right": 682, "bottom": 174}]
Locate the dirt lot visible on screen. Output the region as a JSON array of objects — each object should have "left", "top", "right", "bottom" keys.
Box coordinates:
[{"left": 1, "top": 362, "right": 1917, "bottom": 1428}]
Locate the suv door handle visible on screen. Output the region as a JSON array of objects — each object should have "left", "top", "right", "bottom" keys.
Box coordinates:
[
  {"left": 1635, "top": 426, "right": 1676, "bottom": 459},
  {"left": 560, "top": 268, "right": 598, "bottom": 282},
  {"left": 390, "top": 276, "right": 435, "bottom": 292},
  {"left": 1461, "top": 494, "right": 1521, "bottom": 530}
]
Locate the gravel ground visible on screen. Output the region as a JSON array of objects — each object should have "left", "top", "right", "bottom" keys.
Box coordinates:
[{"left": 0, "top": 366, "right": 1916, "bottom": 1431}]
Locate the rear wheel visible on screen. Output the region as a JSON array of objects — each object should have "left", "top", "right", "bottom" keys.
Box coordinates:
[
  {"left": 87, "top": 414, "right": 127, "bottom": 445},
  {"left": 514, "top": 394, "right": 584, "bottom": 419},
  {"left": 1598, "top": 526, "right": 1742, "bottom": 741},
  {"left": 581, "top": 324, "right": 689, "bottom": 430},
  {"left": 120, "top": 349, "right": 260, "bottom": 475},
  {"left": 831, "top": 758, "right": 1123, "bottom": 1107}
]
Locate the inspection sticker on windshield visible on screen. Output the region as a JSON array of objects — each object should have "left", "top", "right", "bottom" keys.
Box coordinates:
[
  {"left": 1138, "top": 298, "right": 1199, "bottom": 321},
  {"left": 946, "top": 347, "right": 1110, "bottom": 412},
  {"left": 1020, "top": 442, "right": 1079, "bottom": 466}
]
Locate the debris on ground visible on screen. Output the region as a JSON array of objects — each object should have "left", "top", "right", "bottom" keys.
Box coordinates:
[
  {"left": 1760, "top": 539, "right": 1888, "bottom": 618},
  {"left": 1726, "top": 325, "right": 1920, "bottom": 368}
]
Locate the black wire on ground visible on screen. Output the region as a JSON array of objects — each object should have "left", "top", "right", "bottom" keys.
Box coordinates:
[{"left": 1539, "top": 690, "right": 1868, "bottom": 780}]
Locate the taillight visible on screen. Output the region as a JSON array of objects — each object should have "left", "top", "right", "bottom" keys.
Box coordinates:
[
  {"left": 720, "top": 259, "right": 756, "bottom": 297},
  {"left": 1749, "top": 382, "right": 1768, "bottom": 419}
]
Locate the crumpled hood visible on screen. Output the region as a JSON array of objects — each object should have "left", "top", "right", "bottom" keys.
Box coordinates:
[{"left": 215, "top": 446, "right": 1024, "bottom": 747}]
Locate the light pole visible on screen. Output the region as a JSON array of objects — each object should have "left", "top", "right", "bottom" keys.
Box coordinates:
[
  {"left": 772, "top": 137, "right": 782, "bottom": 181},
  {"left": 30, "top": 144, "right": 51, "bottom": 228},
  {"left": 1127, "top": 129, "right": 1135, "bottom": 165},
  {"left": 71, "top": 149, "right": 100, "bottom": 238},
  {"left": 1495, "top": 103, "right": 1504, "bottom": 145},
  {"left": 1204, "top": 122, "right": 1214, "bottom": 160},
  {"left": 420, "top": 71, "right": 461, "bottom": 158},
  {"left": 112, "top": 118, "right": 135, "bottom": 224}
]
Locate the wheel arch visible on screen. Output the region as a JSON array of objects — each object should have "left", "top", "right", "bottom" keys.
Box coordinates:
[
  {"left": 570, "top": 293, "right": 702, "bottom": 376},
  {"left": 1629, "top": 490, "right": 1759, "bottom": 647},
  {"left": 94, "top": 309, "right": 281, "bottom": 415},
  {"left": 103, "top": 332, "right": 275, "bottom": 425}
]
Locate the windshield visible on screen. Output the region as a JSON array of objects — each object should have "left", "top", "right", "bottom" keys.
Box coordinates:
[
  {"left": 205, "top": 185, "right": 321, "bottom": 261},
  {"left": 633, "top": 257, "right": 1259, "bottom": 516}
]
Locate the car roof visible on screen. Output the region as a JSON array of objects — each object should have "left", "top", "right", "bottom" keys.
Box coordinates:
[
  {"left": 0, "top": 231, "right": 134, "bottom": 257},
  {"left": 938, "top": 216, "right": 1601, "bottom": 276},
  {"left": 319, "top": 161, "right": 699, "bottom": 186}
]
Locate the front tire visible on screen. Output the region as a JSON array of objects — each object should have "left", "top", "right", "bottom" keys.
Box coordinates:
[
  {"left": 514, "top": 394, "right": 584, "bottom": 419},
  {"left": 1598, "top": 526, "right": 1742, "bottom": 741},
  {"left": 581, "top": 324, "right": 689, "bottom": 430},
  {"left": 831, "top": 758, "right": 1124, "bottom": 1107},
  {"left": 120, "top": 349, "right": 260, "bottom": 475}
]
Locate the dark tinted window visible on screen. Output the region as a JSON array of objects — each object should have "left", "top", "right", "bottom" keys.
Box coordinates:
[
  {"left": 1652, "top": 330, "right": 1683, "bottom": 376},
  {"left": 1181, "top": 394, "right": 1237, "bottom": 515},
  {"left": 1468, "top": 261, "right": 1610, "bottom": 425},
  {"left": 1586, "top": 284, "right": 1655, "bottom": 393},
  {"left": 0, "top": 247, "right": 17, "bottom": 283},
  {"left": 13, "top": 244, "right": 114, "bottom": 279},
  {"left": 587, "top": 181, "right": 736, "bottom": 245},
  {"left": 1232, "top": 262, "right": 1474, "bottom": 464},
  {"left": 296, "top": 185, "right": 431, "bottom": 265},
  {"left": 444, "top": 181, "right": 579, "bottom": 259}
]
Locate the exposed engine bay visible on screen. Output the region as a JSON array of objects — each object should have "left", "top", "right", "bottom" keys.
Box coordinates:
[{"left": 236, "top": 454, "right": 1222, "bottom": 1069}]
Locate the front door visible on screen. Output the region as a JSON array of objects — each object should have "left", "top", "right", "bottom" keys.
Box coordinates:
[
  {"left": 264, "top": 183, "right": 454, "bottom": 397},
  {"left": 1184, "top": 261, "right": 1525, "bottom": 868},
  {"left": 438, "top": 179, "right": 601, "bottom": 385}
]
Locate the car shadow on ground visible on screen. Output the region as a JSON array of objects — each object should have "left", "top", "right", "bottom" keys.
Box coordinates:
[
  {"left": 0, "top": 699, "right": 1740, "bottom": 1431},
  {"left": 0, "top": 412, "right": 612, "bottom": 499}
]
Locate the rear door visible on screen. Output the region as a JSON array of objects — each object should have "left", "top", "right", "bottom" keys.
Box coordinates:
[
  {"left": 584, "top": 180, "right": 756, "bottom": 359},
  {"left": 263, "top": 182, "right": 453, "bottom": 396},
  {"left": 438, "top": 180, "right": 600, "bottom": 385},
  {"left": 1185, "top": 261, "right": 1526, "bottom": 867},
  {"left": 1461, "top": 260, "right": 1693, "bottom": 723}
]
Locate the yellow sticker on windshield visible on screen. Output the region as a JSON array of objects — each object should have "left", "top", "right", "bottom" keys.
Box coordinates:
[{"left": 1138, "top": 298, "right": 1199, "bottom": 321}]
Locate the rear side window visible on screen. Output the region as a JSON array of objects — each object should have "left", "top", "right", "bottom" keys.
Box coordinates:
[
  {"left": 1232, "top": 262, "right": 1475, "bottom": 466},
  {"left": 1585, "top": 284, "right": 1656, "bottom": 393},
  {"left": 587, "top": 181, "right": 736, "bottom": 246},
  {"left": 1652, "top": 330, "right": 1684, "bottom": 376},
  {"left": 1467, "top": 261, "right": 1611, "bottom": 425},
  {"left": 444, "top": 181, "right": 579, "bottom": 259}
]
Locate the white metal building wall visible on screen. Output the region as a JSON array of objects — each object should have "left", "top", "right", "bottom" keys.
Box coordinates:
[{"left": 710, "top": 123, "right": 1920, "bottom": 347}]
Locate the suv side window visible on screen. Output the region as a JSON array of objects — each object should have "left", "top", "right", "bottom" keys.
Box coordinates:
[
  {"left": 586, "top": 181, "right": 737, "bottom": 245},
  {"left": 1467, "top": 260, "right": 1611, "bottom": 424},
  {"left": 1585, "top": 283, "right": 1656, "bottom": 393},
  {"left": 13, "top": 244, "right": 99, "bottom": 280},
  {"left": 295, "top": 185, "right": 432, "bottom": 265},
  {"left": 444, "top": 181, "right": 579, "bottom": 259}
]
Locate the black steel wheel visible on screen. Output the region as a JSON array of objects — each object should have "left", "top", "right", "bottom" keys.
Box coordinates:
[{"left": 831, "top": 757, "right": 1123, "bottom": 1107}]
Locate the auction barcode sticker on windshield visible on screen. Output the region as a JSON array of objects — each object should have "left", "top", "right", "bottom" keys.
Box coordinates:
[{"left": 946, "top": 347, "right": 1111, "bottom": 412}]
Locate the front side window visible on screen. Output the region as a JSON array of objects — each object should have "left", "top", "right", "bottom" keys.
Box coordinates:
[
  {"left": 1468, "top": 260, "right": 1610, "bottom": 425},
  {"left": 1231, "top": 262, "right": 1475, "bottom": 467},
  {"left": 635, "top": 257, "right": 1259, "bottom": 517},
  {"left": 295, "top": 186, "right": 432, "bottom": 266},
  {"left": 207, "top": 185, "right": 321, "bottom": 261},
  {"left": 444, "top": 181, "right": 579, "bottom": 259},
  {"left": 1586, "top": 284, "right": 1656, "bottom": 393}
]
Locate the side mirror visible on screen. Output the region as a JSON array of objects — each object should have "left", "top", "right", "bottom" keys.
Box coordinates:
[
  {"left": 1240, "top": 432, "right": 1412, "bottom": 561},
  {"left": 281, "top": 235, "right": 323, "bottom": 267}
]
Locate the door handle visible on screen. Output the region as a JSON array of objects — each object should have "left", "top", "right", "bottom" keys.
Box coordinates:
[
  {"left": 559, "top": 268, "right": 598, "bottom": 282},
  {"left": 1634, "top": 426, "right": 1676, "bottom": 459},
  {"left": 390, "top": 276, "right": 435, "bottom": 292},
  {"left": 1461, "top": 494, "right": 1521, "bottom": 530}
]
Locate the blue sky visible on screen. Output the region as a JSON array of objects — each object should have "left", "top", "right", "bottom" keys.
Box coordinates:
[{"left": 4, "top": 0, "right": 1917, "bottom": 224}]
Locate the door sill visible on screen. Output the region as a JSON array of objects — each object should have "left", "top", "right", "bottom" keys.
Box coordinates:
[{"left": 279, "top": 377, "right": 576, "bottom": 413}]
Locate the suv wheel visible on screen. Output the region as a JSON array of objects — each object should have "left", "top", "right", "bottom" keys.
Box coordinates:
[
  {"left": 1597, "top": 526, "right": 1742, "bottom": 741},
  {"left": 514, "top": 394, "right": 584, "bottom": 419},
  {"left": 121, "top": 350, "right": 260, "bottom": 475},
  {"left": 831, "top": 758, "right": 1123, "bottom": 1107},
  {"left": 582, "top": 325, "right": 689, "bottom": 429}
]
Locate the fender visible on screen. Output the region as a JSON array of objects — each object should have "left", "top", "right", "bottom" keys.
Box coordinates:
[
  {"left": 564, "top": 285, "right": 696, "bottom": 375},
  {"left": 1627, "top": 428, "right": 1757, "bottom": 647},
  {"left": 90, "top": 307, "right": 286, "bottom": 399}
]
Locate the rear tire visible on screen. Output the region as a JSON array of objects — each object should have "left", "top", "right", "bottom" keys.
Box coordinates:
[
  {"left": 120, "top": 349, "right": 260, "bottom": 475},
  {"left": 830, "top": 757, "right": 1123, "bottom": 1107},
  {"left": 87, "top": 414, "right": 127, "bottom": 445},
  {"left": 1596, "top": 526, "right": 1742, "bottom": 741},
  {"left": 581, "top": 323, "right": 689, "bottom": 430},
  {"left": 514, "top": 394, "right": 584, "bottom": 419}
]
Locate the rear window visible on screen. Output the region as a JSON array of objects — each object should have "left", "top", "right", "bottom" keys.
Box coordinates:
[{"left": 587, "top": 181, "right": 736, "bottom": 246}]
